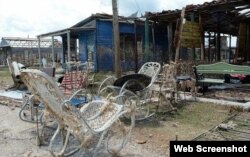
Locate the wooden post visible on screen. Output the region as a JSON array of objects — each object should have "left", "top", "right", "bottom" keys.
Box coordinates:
[
  {"left": 152, "top": 21, "right": 156, "bottom": 61},
  {"left": 168, "top": 23, "right": 173, "bottom": 61},
  {"left": 247, "top": 24, "right": 250, "bottom": 61},
  {"left": 51, "top": 36, "right": 55, "bottom": 67},
  {"left": 216, "top": 13, "right": 221, "bottom": 61},
  {"left": 67, "top": 32, "right": 71, "bottom": 62},
  {"left": 145, "top": 18, "right": 150, "bottom": 62},
  {"left": 208, "top": 32, "right": 211, "bottom": 62},
  {"left": 229, "top": 35, "right": 232, "bottom": 63},
  {"left": 199, "top": 14, "right": 205, "bottom": 61},
  {"left": 175, "top": 7, "right": 185, "bottom": 63},
  {"left": 38, "top": 37, "right": 41, "bottom": 69},
  {"left": 112, "top": 0, "right": 121, "bottom": 78},
  {"left": 212, "top": 32, "right": 216, "bottom": 61},
  {"left": 134, "top": 20, "right": 138, "bottom": 72},
  {"left": 217, "top": 32, "right": 221, "bottom": 61},
  {"left": 191, "top": 12, "right": 196, "bottom": 60}
]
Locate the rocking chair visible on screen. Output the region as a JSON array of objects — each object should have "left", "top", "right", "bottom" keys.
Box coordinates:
[{"left": 20, "top": 69, "right": 135, "bottom": 157}]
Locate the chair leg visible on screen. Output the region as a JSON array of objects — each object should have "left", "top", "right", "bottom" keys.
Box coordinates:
[
  {"left": 92, "top": 130, "right": 108, "bottom": 157},
  {"left": 49, "top": 125, "right": 61, "bottom": 155},
  {"left": 105, "top": 114, "right": 135, "bottom": 156},
  {"left": 58, "top": 128, "right": 71, "bottom": 156},
  {"left": 105, "top": 117, "right": 135, "bottom": 156}
]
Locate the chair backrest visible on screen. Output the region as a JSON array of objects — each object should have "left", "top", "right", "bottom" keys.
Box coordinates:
[
  {"left": 20, "top": 69, "right": 65, "bottom": 117},
  {"left": 41, "top": 67, "right": 55, "bottom": 77},
  {"left": 138, "top": 62, "right": 161, "bottom": 82},
  {"left": 6, "top": 58, "right": 25, "bottom": 86}
]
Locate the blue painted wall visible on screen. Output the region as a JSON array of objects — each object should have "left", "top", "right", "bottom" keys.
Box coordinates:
[
  {"left": 78, "top": 19, "right": 168, "bottom": 71},
  {"left": 96, "top": 20, "right": 113, "bottom": 71},
  {"left": 78, "top": 30, "right": 97, "bottom": 71},
  {"left": 96, "top": 20, "right": 145, "bottom": 71}
]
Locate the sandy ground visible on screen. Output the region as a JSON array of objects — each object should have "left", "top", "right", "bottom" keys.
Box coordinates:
[
  {"left": 0, "top": 68, "right": 236, "bottom": 157},
  {"left": 0, "top": 102, "right": 233, "bottom": 157},
  {"left": 0, "top": 104, "right": 168, "bottom": 157},
  {"left": 0, "top": 105, "right": 50, "bottom": 157}
]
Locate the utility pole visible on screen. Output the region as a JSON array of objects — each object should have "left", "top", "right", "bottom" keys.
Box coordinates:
[{"left": 112, "top": 0, "right": 121, "bottom": 78}]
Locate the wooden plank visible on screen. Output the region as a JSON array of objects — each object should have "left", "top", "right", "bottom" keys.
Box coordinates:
[
  {"left": 183, "top": 25, "right": 200, "bottom": 30},
  {"left": 181, "top": 36, "right": 201, "bottom": 40},
  {"left": 181, "top": 43, "right": 200, "bottom": 48},
  {"left": 180, "top": 20, "right": 202, "bottom": 49},
  {"left": 181, "top": 32, "right": 201, "bottom": 37},
  {"left": 168, "top": 22, "right": 173, "bottom": 61}
]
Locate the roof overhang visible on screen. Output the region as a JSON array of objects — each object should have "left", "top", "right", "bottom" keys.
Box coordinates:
[
  {"left": 37, "top": 27, "right": 95, "bottom": 38},
  {"left": 145, "top": 0, "right": 250, "bottom": 35}
]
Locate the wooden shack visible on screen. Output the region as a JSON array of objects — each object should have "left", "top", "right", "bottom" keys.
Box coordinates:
[{"left": 145, "top": 0, "right": 250, "bottom": 64}]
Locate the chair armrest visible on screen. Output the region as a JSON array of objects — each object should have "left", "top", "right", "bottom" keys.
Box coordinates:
[
  {"left": 98, "top": 85, "right": 121, "bottom": 97},
  {"left": 69, "top": 89, "right": 87, "bottom": 101},
  {"left": 98, "top": 76, "right": 117, "bottom": 95},
  {"left": 198, "top": 73, "right": 204, "bottom": 80},
  {"left": 119, "top": 79, "right": 146, "bottom": 95},
  {"left": 61, "top": 100, "right": 95, "bottom": 133}
]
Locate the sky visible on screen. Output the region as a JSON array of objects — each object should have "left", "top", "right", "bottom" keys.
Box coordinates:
[{"left": 0, "top": 0, "right": 213, "bottom": 39}]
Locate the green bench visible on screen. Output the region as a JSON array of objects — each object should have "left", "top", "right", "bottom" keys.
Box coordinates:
[{"left": 193, "top": 62, "right": 250, "bottom": 89}]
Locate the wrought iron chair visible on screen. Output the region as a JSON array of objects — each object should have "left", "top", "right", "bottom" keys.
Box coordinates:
[
  {"left": 98, "top": 62, "right": 161, "bottom": 120},
  {"left": 20, "top": 69, "right": 135, "bottom": 157}
]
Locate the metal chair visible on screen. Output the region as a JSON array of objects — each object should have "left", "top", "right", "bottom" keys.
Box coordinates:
[
  {"left": 98, "top": 62, "right": 161, "bottom": 120},
  {"left": 20, "top": 69, "right": 135, "bottom": 157}
]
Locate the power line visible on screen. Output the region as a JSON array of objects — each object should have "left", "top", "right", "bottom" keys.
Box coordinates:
[{"left": 134, "top": 0, "right": 143, "bottom": 16}]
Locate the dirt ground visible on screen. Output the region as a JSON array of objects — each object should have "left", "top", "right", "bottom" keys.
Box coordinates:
[
  {"left": 0, "top": 102, "right": 234, "bottom": 157},
  {"left": 0, "top": 67, "right": 240, "bottom": 157}
]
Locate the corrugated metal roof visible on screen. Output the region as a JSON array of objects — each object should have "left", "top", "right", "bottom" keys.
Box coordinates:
[
  {"left": 146, "top": 0, "right": 249, "bottom": 19},
  {"left": 0, "top": 37, "right": 62, "bottom": 48},
  {"left": 72, "top": 13, "right": 144, "bottom": 28},
  {"left": 37, "top": 13, "right": 145, "bottom": 38},
  {"left": 0, "top": 38, "right": 10, "bottom": 48}
]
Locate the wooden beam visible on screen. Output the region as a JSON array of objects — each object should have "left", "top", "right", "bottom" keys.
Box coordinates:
[
  {"left": 112, "top": 0, "right": 121, "bottom": 77},
  {"left": 167, "top": 23, "right": 173, "bottom": 61},
  {"left": 67, "top": 32, "right": 71, "bottom": 62},
  {"left": 216, "top": 13, "right": 221, "bottom": 61},
  {"left": 208, "top": 32, "right": 211, "bottom": 62},
  {"left": 175, "top": 7, "right": 185, "bottom": 63},
  {"left": 152, "top": 21, "right": 156, "bottom": 61},
  {"left": 144, "top": 18, "right": 150, "bottom": 62},
  {"left": 190, "top": 12, "right": 196, "bottom": 60},
  {"left": 38, "top": 37, "right": 41, "bottom": 68},
  {"left": 229, "top": 34, "right": 232, "bottom": 63},
  {"left": 134, "top": 20, "right": 138, "bottom": 72},
  {"left": 199, "top": 14, "right": 205, "bottom": 61}
]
